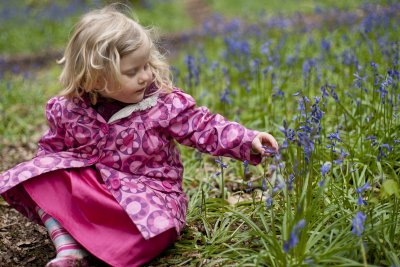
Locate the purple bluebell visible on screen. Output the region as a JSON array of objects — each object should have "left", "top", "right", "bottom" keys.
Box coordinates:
[
  {"left": 272, "top": 181, "right": 285, "bottom": 193},
  {"left": 220, "top": 88, "right": 233, "bottom": 104},
  {"left": 297, "top": 131, "right": 315, "bottom": 163},
  {"left": 321, "top": 162, "right": 331, "bottom": 176},
  {"left": 318, "top": 179, "right": 325, "bottom": 187},
  {"left": 243, "top": 160, "right": 249, "bottom": 175},
  {"left": 269, "top": 164, "right": 277, "bottom": 172},
  {"left": 265, "top": 197, "right": 273, "bottom": 208},
  {"left": 357, "top": 195, "right": 367, "bottom": 206},
  {"left": 245, "top": 181, "right": 253, "bottom": 193},
  {"left": 356, "top": 182, "right": 371, "bottom": 194},
  {"left": 262, "top": 146, "right": 278, "bottom": 156},
  {"left": 377, "top": 144, "right": 393, "bottom": 161},
  {"left": 262, "top": 179, "right": 267, "bottom": 191},
  {"left": 260, "top": 41, "right": 272, "bottom": 55},
  {"left": 351, "top": 211, "right": 366, "bottom": 237},
  {"left": 366, "top": 135, "right": 378, "bottom": 146},
  {"left": 328, "top": 129, "right": 342, "bottom": 142},
  {"left": 215, "top": 158, "right": 228, "bottom": 169},
  {"left": 321, "top": 39, "right": 331, "bottom": 52},
  {"left": 272, "top": 87, "right": 285, "bottom": 99},
  {"left": 283, "top": 219, "right": 306, "bottom": 252},
  {"left": 287, "top": 174, "right": 295, "bottom": 191}
]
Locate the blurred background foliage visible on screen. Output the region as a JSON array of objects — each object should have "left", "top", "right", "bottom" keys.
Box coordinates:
[{"left": 0, "top": 0, "right": 392, "bottom": 55}]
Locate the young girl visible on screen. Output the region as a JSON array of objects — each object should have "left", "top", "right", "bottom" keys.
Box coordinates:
[{"left": 0, "top": 4, "right": 278, "bottom": 267}]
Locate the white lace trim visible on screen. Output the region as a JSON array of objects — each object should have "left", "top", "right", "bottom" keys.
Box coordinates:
[{"left": 108, "top": 94, "right": 159, "bottom": 124}]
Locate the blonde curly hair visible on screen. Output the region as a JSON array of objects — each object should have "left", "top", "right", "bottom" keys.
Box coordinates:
[{"left": 58, "top": 4, "right": 173, "bottom": 104}]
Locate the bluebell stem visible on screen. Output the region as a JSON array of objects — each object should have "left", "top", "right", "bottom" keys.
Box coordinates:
[
  {"left": 283, "top": 219, "right": 306, "bottom": 252},
  {"left": 351, "top": 211, "right": 367, "bottom": 237}
]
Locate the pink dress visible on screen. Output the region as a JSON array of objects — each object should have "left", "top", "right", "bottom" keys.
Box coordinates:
[{"left": 1, "top": 88, "right": 262, "bottom": 266}]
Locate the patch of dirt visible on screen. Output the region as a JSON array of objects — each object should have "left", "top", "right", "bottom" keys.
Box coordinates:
[{"left": 0, "top": 201, "right": 54, "bottom": 267}]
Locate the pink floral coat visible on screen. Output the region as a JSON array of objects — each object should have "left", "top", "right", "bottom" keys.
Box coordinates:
[{"left": 0, "top": 89, "right": 261, "bottom": 239}]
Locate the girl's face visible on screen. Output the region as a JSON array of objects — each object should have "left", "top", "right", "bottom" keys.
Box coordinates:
[{"left": 102, "top": 38, "right": 153, "bottom": 104}]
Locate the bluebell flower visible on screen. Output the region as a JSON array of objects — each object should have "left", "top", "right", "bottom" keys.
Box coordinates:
[
  {"left": 321, "top": 162, "right": 331, "bottom": 176},
  {"left": 328, "top": 129, "right": 341, "bottom": 142},
  {"left": 351, "top": 211, "right": 366, "bottom": 237},
  {"left": 378, "top": 144, "right": 393, "bottom": 161},
  {"left": 212, "top": 171, "right": 221, "bottom": 177},
  {"left": 272, "top": 181, "right": 285, "bottom": 193},
  {"left": 356, "top": 182, "right": 371, "bottom": 194},
  {"left": 245, "top": 181, "right": 253, "bottom": 193},
  {"left": 272, "top": 87, "right": 285, "bottom": 99},
  {"left": 220, "top": 88, "right": 233, "bottom": 104},
  {"left": 269, "top": 164, "right": 277, "bottom": 172},
  {"left": 333, "top": 159, "right": 343, "bottom": 165},
  {"left": 243, "top": 160, "right": 249, "bottom": 175},
  {"left": 357, "top": 195, "right": 367, "bottom": 206},
  {"left": 262, "top": 179, "right": 267, "bottom": 191},
  {"left": 366, "top": 135, "right": 378, "bottom": 146},
  {"left": 215, "top": 158, "right": 228, "bottom": 169},
  {"left": 260, "top": 41, "right": 272, "bottom": 55},
  {"left": 287, "top": 174, "right": 295, "bottom": 191},
  {"left": 321, "top": 39, "right": 331, "bottom": 52},
  {"left": 265, "top": 196, "right": 273, "bottom": 208},
  {"left": 262, "top": 145, "right": 278, "bottom": 156},
  {"left": 318, "top": 179, "right": 325, "bottom": 187},
  {"left": 283, "top": 219, "right": 306, "bottom": 252},
  {"left": 329, "top": 86, "right": 339, "bottom": 102}
]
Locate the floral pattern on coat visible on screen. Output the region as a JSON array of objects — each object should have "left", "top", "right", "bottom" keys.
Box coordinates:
[{"left": 0, "top": 89, "right": 261, "bottom": 239}]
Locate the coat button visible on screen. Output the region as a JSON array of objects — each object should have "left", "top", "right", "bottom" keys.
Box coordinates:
[{"left": 110, "top": 178, "right": 121, "bottom": 190}]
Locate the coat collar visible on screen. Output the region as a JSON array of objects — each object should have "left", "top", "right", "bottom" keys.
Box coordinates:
[{"left": 68, "top": 93, "right": 159, "bottom": 124}]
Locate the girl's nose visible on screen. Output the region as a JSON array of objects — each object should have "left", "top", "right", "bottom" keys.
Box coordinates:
[{"left": 138, "top": 69, "right": 151, "bottom": 84}]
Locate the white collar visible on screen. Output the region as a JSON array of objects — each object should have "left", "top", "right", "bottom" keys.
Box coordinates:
[{"left": 108, "top": 94, "right": 159, "bottom": 124}]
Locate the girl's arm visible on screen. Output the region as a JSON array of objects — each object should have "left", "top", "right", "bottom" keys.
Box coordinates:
[
  {"left": 165, "top": 90, "right": 278, "bottom": 165},
  {"left": 36, "top": 98, "right": 67, "bottom": 156}
]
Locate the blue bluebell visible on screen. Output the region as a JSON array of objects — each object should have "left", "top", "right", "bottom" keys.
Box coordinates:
[{"left": 351, "top": 211, "right": 366, "bottom": 237}]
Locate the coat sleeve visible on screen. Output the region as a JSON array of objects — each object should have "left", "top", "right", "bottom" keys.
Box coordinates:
[
  {"left": 36, "top": 97, "right": 67, "bottom": 156},
  {"left": 165, "top": 90, "right": 262, "bottom": 165}
]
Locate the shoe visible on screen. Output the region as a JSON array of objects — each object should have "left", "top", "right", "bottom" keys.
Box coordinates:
[{"left": 45, "top": 256, "right": 90, "bottom": 267}]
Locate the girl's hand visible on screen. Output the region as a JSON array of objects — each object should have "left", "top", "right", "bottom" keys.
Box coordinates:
[{"left": 251, "top": 132, "right": 279, "bottom": 157}]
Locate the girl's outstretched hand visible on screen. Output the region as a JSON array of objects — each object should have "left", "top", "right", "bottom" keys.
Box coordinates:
[{"left": 251, "top": 132, "right": 279, "bottom": 157}]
